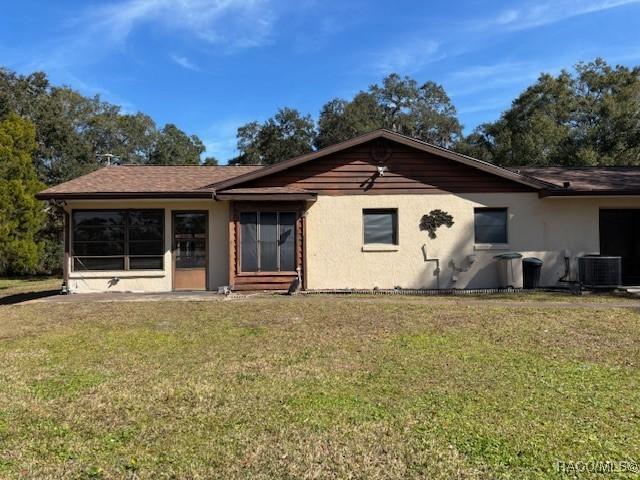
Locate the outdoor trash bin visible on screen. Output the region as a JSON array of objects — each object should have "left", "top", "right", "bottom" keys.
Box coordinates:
[
  {"left": 522, "top": 257, "right": 543, "bottom": 289},
  {"left": 493, "top": 252, "right": 523, "bottom": 288}
]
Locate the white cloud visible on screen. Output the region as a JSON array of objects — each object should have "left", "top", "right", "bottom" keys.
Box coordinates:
[
  {"left": 476, "top": 0, "right": 640, "bottom": 31},
  {"left": 371, "top": 40, "right": 443, "bottom": 75},
  {"left": 170, "top": 54, "right": 201, "bottom": 71},
  {"left": 86, "top": 0, "right": 275, "bottom": 49}
]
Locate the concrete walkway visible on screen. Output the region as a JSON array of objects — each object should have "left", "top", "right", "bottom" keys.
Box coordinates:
[{"left": 14, "top": 290, "right": 247, "bottom": 305}]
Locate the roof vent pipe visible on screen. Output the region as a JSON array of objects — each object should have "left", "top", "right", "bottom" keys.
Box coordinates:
[{"left": 563, "top": 181, "right": 571, "bottom": 189}]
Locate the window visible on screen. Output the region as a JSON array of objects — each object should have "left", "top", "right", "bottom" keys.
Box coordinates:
[
  {"left": 72, "top": 210, "right": 164, "bottom": 271},
  {"left": 474, "top": 208, "right": 508, "bottom": 244},
  {"left": 363, "top": 209, "right": 398, "bottom": 245},
  {"left": 240, "top": 211, "right": 296, "bottom": 272}
]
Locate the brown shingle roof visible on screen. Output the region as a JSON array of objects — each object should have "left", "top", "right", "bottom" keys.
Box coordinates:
[
  {"left": 510, "top": 167, "right": 640, "bottom": 194},
  {"left": 36, "top": 165, "right": 264, "bottom": 199}
]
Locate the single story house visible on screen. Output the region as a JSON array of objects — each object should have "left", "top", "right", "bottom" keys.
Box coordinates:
[{"left": 36, "top": 129, "right": 640, "bottom": 293}]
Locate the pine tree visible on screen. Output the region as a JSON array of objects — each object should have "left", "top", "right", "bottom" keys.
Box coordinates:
[{"left": 0, "top": 114, "right": 45, "bottom": 274}]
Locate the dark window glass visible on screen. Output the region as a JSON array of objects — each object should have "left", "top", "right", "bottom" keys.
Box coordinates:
[
  {"left": 72, "top": 210, "right": 164, "bottom": 271},
  {"left": 279, "top": 212, "right": 296, "bottom": 271},
  {"left": 128, "top": 210, "right": 164, "bottom": 241},
  {"left": 129, "top": 257, "right": 164, "bottom": 270},
  {"left": 174, "top": 212, "right": 206, "bottom": 236},
  {"left": 363, "top": 209, "right": 397, "bottom": 245},
  {"left": 474, "top": 208, "right": 508, "bottom": 244},
  {"left": 73, "top": 211, "right": 125, "bottom": 228},
  {"left": 129, "top": 241, "right": 164, "bottom": 255},
  {"left": 240, "top": 212, "right": 258, "bottom": 272},
  {"left": 260, "top": 212, "right": 278, "bottom": 271},
  {"left": 74, "top": 257, "right": 125, "bottom": 271},
  {"left": 73, "top": 226, "right": 125, "bottom": 242},
  {"left": 72, "top": 241, "right": 125, "bottom": 256}
]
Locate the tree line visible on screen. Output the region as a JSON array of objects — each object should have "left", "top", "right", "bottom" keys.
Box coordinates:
[
  {"left": 230, "top": 58, "right": 640, "bottom": 167},
  {"left": 1, "top": 57, "right": 639, "bottom": 275}
]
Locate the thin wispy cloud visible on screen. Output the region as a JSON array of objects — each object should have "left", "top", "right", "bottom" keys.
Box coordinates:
[
  {"left": 446, "top": 61, "right": 551, "bottom": 96},
  {"left": 170, "top": 54, "right": 201, "bottom": 71},
  {"left": 475, "top": 0, "right": 640, "bottom": 31},
  {"left": 371, "top": 40, "right": 443, "bottom": 75},
  {"left": 84, "top": 0, "right": 275, "bottom": 49}
]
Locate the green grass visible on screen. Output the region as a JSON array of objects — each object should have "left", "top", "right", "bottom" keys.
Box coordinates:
[
  {"left": 1, "top": 295, "right": 639, "bottom": 478},
  {"left": 0, "top": 276, "right": 60, "bottom": 299}
]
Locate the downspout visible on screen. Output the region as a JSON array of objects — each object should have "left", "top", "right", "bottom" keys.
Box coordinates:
[
  {"left": 421, "top": 244, "right": 440, "bottom": 290},
  {"left": 558, "top": 249, "right": 574, "bottom": 283}
]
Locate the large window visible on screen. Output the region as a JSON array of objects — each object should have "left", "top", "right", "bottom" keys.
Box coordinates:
[
  {"left": 72, "top": 210, "right": 164, "bottom": 271},
  {"left": 363, "top": 209, "right": 398, "bottom": 245},
  {"left": 474, "top": 208, "right": 508, "bottom": 244},
  {"left": 240, "top": 211, "right": 296, "bottom": 272}
]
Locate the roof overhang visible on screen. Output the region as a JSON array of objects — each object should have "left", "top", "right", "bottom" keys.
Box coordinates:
[
  {"left": 211, "top": 129, "right": 554, "bottom": 193},
  {"left": 35, "top": 191, "right": 215, "bottom": 201},
  {"left": 215, "top": 192, "right": 317, "bottom": 201},
  {"left": 540, "top": 189, "right": 640, "bottom": 198}
]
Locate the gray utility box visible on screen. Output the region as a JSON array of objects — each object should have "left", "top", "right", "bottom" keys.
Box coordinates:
[{"left": 494, "top": 252, "right": 523, "bottom": 289}]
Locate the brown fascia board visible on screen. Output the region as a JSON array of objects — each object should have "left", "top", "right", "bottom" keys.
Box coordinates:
[
  {"left": 539, "top": 189, "right": 640, "bottom": 198},
  {"left": 215, "top": 192, "right": 317, "bottom": 201},
  {"left": 210, "top": 129, "right": 554, "bottom": 192},
  {"left": 35, "top": 191, "right": 215, "bottom": 200}
]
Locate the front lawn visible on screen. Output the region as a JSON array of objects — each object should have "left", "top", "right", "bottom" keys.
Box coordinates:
[
  {"left": 0, "top": 276, "right": 61, "bottom": 301},
  {"left": 1, "top": 295, "right": 639, "bottom": 478}
]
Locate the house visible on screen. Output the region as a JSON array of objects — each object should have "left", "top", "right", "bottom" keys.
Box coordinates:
[{"left": 36, "top": 129, "right": 640, "bottom": 293}]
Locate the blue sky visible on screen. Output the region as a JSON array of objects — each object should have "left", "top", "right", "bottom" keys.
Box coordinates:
[{"left": 1, "top": 0, "right": 640, "bottom": 163}]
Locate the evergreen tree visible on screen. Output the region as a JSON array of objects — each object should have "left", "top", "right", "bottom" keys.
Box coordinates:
[{"left": 0, "top": 114, "right": 44, "bottom": 274}]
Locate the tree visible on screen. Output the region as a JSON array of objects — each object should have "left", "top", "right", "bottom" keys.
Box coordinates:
[
  {"left": 231, "top": 108, "right": 315, "bottom": 165},
  {"left": 316, "top": 74, "right": 462, "bottom": 149},
  {"left": 201, "top": 156, "right": 219, "bottom": 165},
  {"left": 458, "top": 59, "right": 640, "bottom": 166},
  {"left": 0, "top": 68, "right": 210, "bottom": 273},
  {"left": 0, "top": 114, "right": 44, "bottom": 274},
  {"left": 315, "top": 94, "right": 384, "bottom": 148},
  {"left": 148, "top": 124, "right": 205, "bottom": 165}
]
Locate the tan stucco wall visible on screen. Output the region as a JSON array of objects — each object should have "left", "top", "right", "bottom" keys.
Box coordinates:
[
  {"left": 64, "top": 199, "right": 230, "bottom": 293},
  {"left": 63, "top": 193, "right": 640, "bottom": 293},
  {"left": 304, "top": 194, "right": 640, "bottom": 290}
]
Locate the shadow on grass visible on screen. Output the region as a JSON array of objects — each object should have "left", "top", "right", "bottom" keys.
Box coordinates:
[{"left": 0, "top": 290, "right": 60, "bottom": 306}]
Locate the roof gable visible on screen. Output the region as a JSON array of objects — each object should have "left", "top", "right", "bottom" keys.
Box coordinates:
[
  {"left": 215, "top": 130, "right": 550, "bottom": 195},
  {"left": 210, "top": 130, "right": 551, "bottom": 192}
]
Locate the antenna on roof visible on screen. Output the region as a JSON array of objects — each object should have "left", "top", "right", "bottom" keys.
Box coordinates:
[{"left": 96, "top": 153, "right": 121, "bottom": 166}]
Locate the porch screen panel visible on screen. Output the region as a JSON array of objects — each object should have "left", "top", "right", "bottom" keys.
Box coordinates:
[
  {"left": 128, "top": 210, "right": 164, "bottom": 270},
  {"left": 239, "top": 211, "right": 296, "bottom": 272},
  {"left": 240, "top": 212, "right": 258, "bottom": 272},
  {"left": 260, "top": 212, "right": 278, "bottom": 271},
  {"left": 72, "top": 210, "right": 164, "bottom": 271},
  {"left": 279, "top": 212, "right": 296, "bottom": 272},
  {"left": 72, "top": 211, "right": 125, "bottom": 271}
]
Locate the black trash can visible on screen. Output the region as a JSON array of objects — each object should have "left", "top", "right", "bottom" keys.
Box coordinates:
[{"left": 522, "top": 257, "right": 543, "bottom": 289}]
